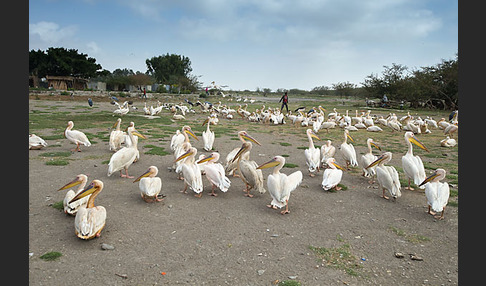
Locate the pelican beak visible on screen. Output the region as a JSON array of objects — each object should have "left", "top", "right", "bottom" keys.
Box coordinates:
[
  {"left": 111, "top": 120, "right": 119, "bottom": 129},
  {"left": 197, "top": 154, "right": 214, "bottom": 164},
  {"left": 133, "top": 169, "right": 151, "bottom": 183},
  {"left": 231, "top": 144, "right": 248, "bottom": 163},
  {"left": 332, "top": 161, "right": 345, "bottom": 171},
  {"left": 175, "top": 148, "right": 193, "bottom": 162},
  {"left": 419, "top": 170, "right": 439, "bottom": 187},
  {"left": 132, "top": 130, "right": 147, "bottom": 139},
  {"left": 58, "top": 177, "right": 82, "bottom": 191},
  {"left": 366, "top": 154, "right": 385, "bottom": 169},
  {"left": 347, "top": 133, "right": 355, "bottom": 143},
  {"left": 241, "top": 132, "right": 261, "bottom": 146},
  {"left": 409, "top": 135, "right": 429, "bottom": 152},
  {"left": 185, "top": 128, "right": 199, "bottom": 141},
  {"left": 69, "top": 182, "right": 96, "bottom": 203},
  {"left": 257, "top": 157, "right": 280, "bottom": 169},
  {"left": 319, "top": 106, "right": 326, "bottom": 113},
  {"left": 311, "top": 131, "right": 320, "bottom": 141},
  {"left": 202, "top": 118, "right": 209, "bottom": 126},
  {"left": 370, "top": 141, "right": 381, "bottom": 151}
]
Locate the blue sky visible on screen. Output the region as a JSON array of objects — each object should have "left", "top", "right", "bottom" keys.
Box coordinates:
[{"left": 29, "top": 0, "right": 457, "bottom": 91}]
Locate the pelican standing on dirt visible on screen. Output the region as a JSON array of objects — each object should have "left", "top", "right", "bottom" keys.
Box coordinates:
[
  {"left": 366, "top": 152, "right": 401, "bottom": 200},
  {"left": 202, "top": 117, "right": 215, "bottom": 151},
  {"left": 304, "top": 129, "right": 321, "bottom": 177},
  {"left": 340, "top": 129, "right": 358, "bottom": 169},
  {"left": 224, "top": 131, "right": 261, "bottom": 177},
  {"left": 402, "top": 132, "right": 429, "bottom": 190},
  {"left": 232, "top": 141, "right": 266, "bottom": 197},
  {"left": 197, "top": 152, "right": 231, "bottom": 196},
  {"left": 321, "top": 158, "right": 345, "bottom": 191},
  {"left": 109, "top": 118, "right": 125, "bottom": 151},
  {"left": 107, "top": 127, "right": 146, "bottom": 178},
  {"left": 57, "top": 174, "right": 89, "bottom": 215},
  {"left": 360, "top": 138, "right": 381, "bottom": 180},
  {"left": 175, "top": 146, "right": 204, "bottom": 197},
  {"left": 419, "top": 168, "right": 450, "bottom": 220},
  {"left": 257, "top": 156, "right": 303, "bottom": 214},
  {"left": 64, "top": 121, "right": 91, "bottom": 152},
  {"left": 29, "top": 134, "right": 48, "bottom": 150},
  {"left": 69, "top": 179, "right": 107, "bottom": 240},
  {"left": 133, "top": 166, "right": 164, "bottom": 202}
]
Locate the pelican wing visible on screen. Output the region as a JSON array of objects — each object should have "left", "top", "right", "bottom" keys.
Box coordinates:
[
  {"left": 305, "top": 147, "right": 320, "bottom": 172},
  {"left": 239, "top": 160, "right": 265, "bottom": 193},
  {"left": 361, "top": 153, "right": 377, "bottom": 177},
  {"left": 401, "top": 154, "right": 426, "bottom": 188},
  {"left": 205, "top": 163, "right": 231, "bottom": 192},
  {"left": 170, "top": 131, "right": 184, "bottom": 152},
  {"left": 321, "top": 168, "right": 343, "bottom": 190},
  {"left": 202, "top": 130, "right": 215, "bottom": 151},
  {"left": 63, "top": 190, "right": 89, "bottom": 215},
  {"left": 140, "top": 177, "right": 162, "bottom": 197},
  {"left": 425, "top": 182, "right": 450, "bottom": 212},
  {"left": 376, "top": 166, "right": 401, "bottom": 198},
  {"left": 341, "top": 143, "right": 358, "bottom": 166},
  {"left": 74, "top": 206, "right": 106, "bottom": 239},
  {"left": 66, "top": 130, "right": 91, "bottom": 146},
  {"left": 267, "top": 173, "right": 285, "bottom": 208},
  {"left": 181, "top": 163, "right": 203, "bottom": 193},
  {"left": 109, "top": 130, "right": 125, "bottom": 151},
  {"left": 320, "top": 145, "right": 336, "bottom": 164},
  {"left": 107, "top": 147, "right": 138, "bottom": 176}
]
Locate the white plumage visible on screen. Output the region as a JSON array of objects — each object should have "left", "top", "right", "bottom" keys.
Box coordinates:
[
  {"left": 340, "top": 129, "right": 358, "bottom": 169},
  {"left": 175, "top": 147, "right": 204, "bottom": 197},
  {"left": 57, "top": 174, "right": 89, "bottom": 216},
  {"left": 321, "top": 158, "right": 344, "bottom": 191},
  {"left": 202, "top": 117, "right": 215, "bottom": 151},
  {"left": 29, "top": 134, "right": 48, "bottom": 150},
  {"left": 420, "top": 168, "right": 450, "bottom": 220},
  {"left": 107, "top": 127, "right": 146, "bottom": 178},
  {"left": 70, "top": 180, "right": 106, "bottom": 240},
  {"left": 197, "top": 152, "right": 231, "bottom": 196},
  {"left": 361, "top": 138, "right": 380, "bottom": 179},
  {"left": 257, "top": 156, "right": 302, "bottom": 214},
  {"left": 304, "top": 129, "right": 320, "bottom": 176},
  {"left": 402, "top": 132, "right": 429, "bottom": 190},
  {"left": 65, "top": 121, "right": 91, "bottom": 152},
  {"left": 366, "top": 152, "right": 401, "bottom": 200},
  {"left": 133, "top": 166, "right": 163, "bottom": 202},
  {"left": 320, "top": 140, "right": 336, "bottom": 168}
]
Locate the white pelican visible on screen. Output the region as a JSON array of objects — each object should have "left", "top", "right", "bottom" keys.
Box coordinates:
[
  {"left": 107, "top": 127, "right": 146, "bottom": 178},
  {"left": 202, "top": 117, "right": 215, "bottom": 152},
  {"left": 224, "top": 131, "right": 261, "bottom": 177},
  {"left": 171, "top": 126, "right": 198, "bottom": 154},
  {"left": 443, "top": 123, "right": 458, "bottom": 138},
  {"left": 173, "top": 126, "right": 199, "bottom": 179},
  {"left": 321, "top": 158, "right": 345, "bottom": 191},
  {"left": 57, "top": 174, "right": 89, "bottom": 216},
  {"left": 197, "top": 152, "right": 231, "bottom": 196},
  {"left": 402, "top": 132, "right": 429, "bottom": 190},
  {"left": 440, "top": 136, "right": 457, "bottom": 147},
  {"left": 232, "top": 141, "right": 266, "bottom": 197},
  {"left": 360, "top": 138, "right": 381, "bottom": 180},
  {"left": 175, "top": 146, "right": 204, "bottom": 197},
  {"left": 366, "top": 125, "right": 383, "bottom": 132},
  {"left": 29, "top": 134, "right": 48, "bottom": 150},
  {"left": 133, "top": 166, "right": 164, "bottom": 202},
  {"left": 340, "top": 129, "right": 358, "bottom": 169},
  {"left": 366, "top": 152, "right": 401, "bottom": 200},
  {"left": 257, "top": 156, "right": 303, "bottom": 214},
  {"left": 64, "top": 121, "right": 91, "bottom": 152},
  {"left": 419, "top": 168, "right": 450, "bottom": 220},
  {"left": 304, "top": 129, "right": 321, "bottom": 177},
  {"left": 109, "top": 118, "right": 125, "bottom": 151},
  {"left": 69, "top": 179, "right": 106, "bottom": 240},
  {"left": 172, "top": 108, "right": 185, "bottom": 120},
  {"left": 320, "top": 140, "right": 336, "bottom": 168}
]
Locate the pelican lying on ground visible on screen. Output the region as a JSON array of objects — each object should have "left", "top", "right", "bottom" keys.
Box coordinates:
[
  {"left": 304, "top": 129, "right": 321, "bottom": 177},
  {"left": 366, "top": 152, "right": 401, "bottom": 200},
  {"left": 360, "top": 138, "right": 381, "bottom": 181},
  {"left": 133, "top": 166, "right": 164, "bottom": 202},
  {"left": 29, "top": 134, "right": 48, "bottom": 150},
  {"left": 320, "top": 140, "right": 336, "bottom": 168},
  {"left": 57, "top": 174, "right": 89, "bottom": 215},
  {"left": 197, "top": 152, "right": 231, "bottom": 196},
  {"left": 69, "top": 179, "right": 106, "bottom": 240},
  {"left": 402, "top": 132, "right": 429, "bottom": 190},
  {"left": 202, "top": 117, "right": 215, "bottom": 151},
  {"left": 65, "top": 121, "right": 91, "bottom": 152},
  {"left": 224, "top": 131, "right": 261, "bottom": 177},
  {"left": 440, "top": 136, "right": 457, "bottom": 147},
  {"left": 107, "top": 127, "right": 146, "bottom": 178},
  {"left": 109, "top": 118, "right": 125, "bottom": 151},
  {"left": 340, "top": 129, "right": 358, "bottom": 169},
  {"left": 419, "top": 168, "right": 450, "bottom": 220},
  {"left": 175, "top": 146, "right": 204, "bottom": 197},
  {"left": 257, "top": 156, "right": 302, "bottom": 214},
  {"left": 321, "top": 158, "right": 345, "bottom": 191},
  {"left": 232, "top": 141, "right": 266, "bottom": 197}
]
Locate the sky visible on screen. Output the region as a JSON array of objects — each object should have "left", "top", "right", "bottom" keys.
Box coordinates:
[{"left": 29, "top": 0, "right": 457, "bottom": 91}]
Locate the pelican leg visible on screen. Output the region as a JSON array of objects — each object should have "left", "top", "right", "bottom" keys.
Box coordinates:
[
  {"left": 120, "top": 167, "right": 134, "bottom": 179},
  {"left": 180, "top": 183, "right": 188, "bottom": 194},
  {"left": 281, "top": 200, "right": 290, "bottom": 215},
  {"left": 405, "top": 179, "right": 414, "bottom": 190},
  {"left": 194, "top": 192, "right": 203, "bottom": 198},
  {"left": 427, "top": 205, "right": 436, "bottom": 216},
  {"left": 267, "top": 204, "right": 278, "bottom": 209},
  {"left": 382, "top": 188, "right": 390, "bottom": 200},
  {"left": 72, "top": 142, "right": 81, "bottom": 152},
  {"left": 209, "top": 184, "right": 218, "bottom": 196},
  {"left": 434, "top": 208, "right": 445, "bottom": 220},
  {"left": 243, "top": 184, "right": 254, "bottom": 198}
]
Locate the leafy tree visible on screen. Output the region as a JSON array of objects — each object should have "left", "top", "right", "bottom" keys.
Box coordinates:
[
  {"left": 146, "top": 53, "right": 192, "bottom": 84},
  {"left": 29, "top": 47, "right": 102, "bottom": 78},
  {"left": 332, "top": 81, "right": 357, "bottom": 97}
]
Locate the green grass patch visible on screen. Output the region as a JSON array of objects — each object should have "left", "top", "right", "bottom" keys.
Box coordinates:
[
  {"left": 45, "top": 158, "right": 70, "bottom": 166},
  {"left": 279, "top": 142, "right": 292, "bottom": 147},
  {"left": 51, "top": 201, "right": 64, "bottom": 211},
  {"left": 39, "top": 151, "right": 72, "bottom": 158},
  {"left": 40, "top": 251, "right": 62, "bottom": 261},
  {"left": 388, "top": 225, "right": 430, "bottom": 244},
  {"left": 283, "top": 163, "right": 299, "bottom": 168},
  {"left": 279, "top": 280, "right": 301, "bottom": 286},
  {"left": 144, "top": 145, "right": 170, "bottom": 156}
]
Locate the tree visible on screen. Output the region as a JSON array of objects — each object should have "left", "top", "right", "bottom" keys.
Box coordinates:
[
  {"left": 332, "top": 82, "right": 356, "bottom": 97},
  {"left": 146, "top": 53, "right": 192, "bottom": 85},
  {"left": 29, "top": 47, "right": 102, "bottom": 78}
]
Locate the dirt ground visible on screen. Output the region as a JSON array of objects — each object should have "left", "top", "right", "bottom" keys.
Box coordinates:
[{"left": 29, "top": 96, "right": 458, "bottom": 285}]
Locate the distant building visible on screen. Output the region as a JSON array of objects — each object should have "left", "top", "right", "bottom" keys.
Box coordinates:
[
  {"left": 87, "top": 81, "right": 107, "bottom": 91},
  {"left": 44, "top": 76, "right": 89, "bottom": 90}
]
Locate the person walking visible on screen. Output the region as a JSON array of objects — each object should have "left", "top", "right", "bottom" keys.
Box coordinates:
[
  {"left": 279, "top": 91, "right": 289, "bottom": 113},
  {"left": 142, "top": 87, "right": 147, "bottom": 99}
]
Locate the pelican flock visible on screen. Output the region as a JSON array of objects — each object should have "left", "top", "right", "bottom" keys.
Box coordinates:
[{"left": 35, "top": 95, "right": 457, "bottom": 248}]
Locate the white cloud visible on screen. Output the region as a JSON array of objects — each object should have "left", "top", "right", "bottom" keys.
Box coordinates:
[{"left": 29, "top": 21, "right": 78, "bottom": 45}]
